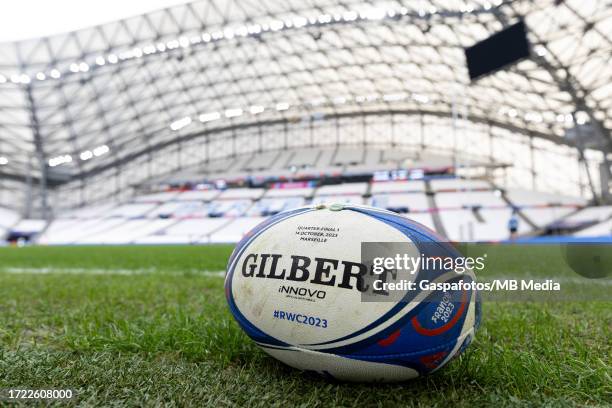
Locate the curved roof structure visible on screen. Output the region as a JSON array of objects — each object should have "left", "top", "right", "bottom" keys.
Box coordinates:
[{"left": 0, "top": 0, "right": 610, "bottom": 211}]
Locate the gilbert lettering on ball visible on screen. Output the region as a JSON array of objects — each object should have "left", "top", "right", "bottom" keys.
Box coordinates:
[{"left": 225, "top": 204, "right": 481, "bottom": 382}]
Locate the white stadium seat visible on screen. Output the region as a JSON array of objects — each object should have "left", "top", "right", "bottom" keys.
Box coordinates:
[
  {"left": 78, "top": 219, "right": 175, "bottom": 244},
  {"left": 563, "top": 206, "right": 612, "bottom": 223},
  {"left": 207, "top": 200, "right": 252, "bottom": 217},
  {"left": 148, "top": 202, "right": 210, "bottom": 218},
  {"left": 565, "top": 205, "right": 612, "bottom": 222},
  {"left": 506, "top": 189, "right": 587, "bottom": 207},
  {"left": 269, "top": 151, "right": 294, "bottom": 170},
  {"left": 382, "top": 150, "right": 414, "bottom": 164},
  {"left": 37, "top": 219, "right": 83, "bottom": 244},
  {"left": 437, "top": 209, "right": 531, "bottom": 241},
  {"left": 315, "top": 149, "right": 336, "bottom": 167},
  {"left": 332, "top": 147, "right": 364, "bottom": 165},
  {"left": 316, "top": 182, "right": 368, "bottom": 196},
  {"left": 175, "top": 190, "right": 221, "bottom": 201},
  {"left": 133, "top": 191, "right": 179, "bottom": 203},
  {"left": 42, "top": 218, "right": 127, "bottom": 244},
  {"left": 521, "top": 207, "right": 579, "bottom": 228},
  {"left": 209, "top": 217, "right": 266, "bottom": 243},
  {"left": 429, "top": 178, "right": 492, "bottom": 191},
  {"left": 243, "top": 152, "right": 280, "bottom": 171},
  {"left": 134, "top": 218, "right": 230, "bottom": 244},
  {"left": 264, "top": 187, "right": 315, "bottom": 198},
  {"left": 61, "top": 203, "right": 117, "bottom": 219},
  {"left": 370, "top": 180, "right": 426, "bottom": 194},
  {"left": 149, "top": 202, "right": 190, "bottom": 218},
  {"left": 0, "top": 207, "right": 20, "bottom": 228},
  {"left": 435, "top": 191, "right": 506, "bottom": 209},
  {"left": 248, "top": 197, "right": 306, "bottom": 216},
  {"left": 11, "top": 219, "right": 47, "bottom": 234},
  {"left": 370, "top": 193, "right": 430, "bottom": 212},
  {"left": 286, "top": 148, "right": 320, "bottom": 168},
  {"left": 312, "top": 195, "right": 364, "bottom": 205},
  {"left": 108, "top": 203, "right": 158, "bottom": 218},
  {"left": 574, "top": 219, "right": 612, "bottom": 237},
  {"left": 217, "top": 188, "right": 264, "bottom": 200}
]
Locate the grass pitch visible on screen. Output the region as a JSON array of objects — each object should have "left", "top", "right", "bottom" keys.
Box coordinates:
[{"left": 0, "top": 245, "right": 610, "bottom": 407}]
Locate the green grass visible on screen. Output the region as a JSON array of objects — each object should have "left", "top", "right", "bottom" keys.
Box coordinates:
[
  {"left": 0, "top": 245, "right": 610, "bottom": 407},
  {"left": 0, "top": 245, "right": 232, "bottom": 272}
]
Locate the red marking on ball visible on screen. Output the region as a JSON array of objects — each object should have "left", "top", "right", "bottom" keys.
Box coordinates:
[
  {"left": 420, "top": 351, "right": 448, "bottom": 369},
  {"left": 377, "top": 329, "right": 401, "bottom": 347}
]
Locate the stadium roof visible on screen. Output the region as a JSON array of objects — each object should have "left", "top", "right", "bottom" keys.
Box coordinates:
[{"left": 0, "top": 0, "right": 610, "bottom": 184}]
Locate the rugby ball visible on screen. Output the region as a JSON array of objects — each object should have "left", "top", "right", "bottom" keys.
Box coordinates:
[{"left": 225, "top": 204, "right": 480, "bottom": 382}]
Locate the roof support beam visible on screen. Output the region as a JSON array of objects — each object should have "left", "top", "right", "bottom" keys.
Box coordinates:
[
  {"left": 25, "top": 84, "right": 50, "bottom": 220},
  {"left": 496, "top": 3, "right": 612, "bottom": 151}
]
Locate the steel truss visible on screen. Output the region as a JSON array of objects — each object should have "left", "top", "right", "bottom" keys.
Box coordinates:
[{"left": 0, "top": 0, "right": 609, "bottom": 214}]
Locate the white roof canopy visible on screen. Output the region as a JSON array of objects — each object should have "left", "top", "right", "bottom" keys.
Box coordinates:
[{"left": 0, "top": 0, "right": 610, "bottom": 183}]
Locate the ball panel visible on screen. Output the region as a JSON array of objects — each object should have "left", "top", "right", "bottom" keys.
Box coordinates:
[
  {"left": 225, "top": 207, "right": 318, "bottom": 347},
  {"left": 260, "top": 345, "right": 420, "bottom": 382}
]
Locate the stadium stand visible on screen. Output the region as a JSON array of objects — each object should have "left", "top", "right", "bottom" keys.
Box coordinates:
[
  {"left": 0, "top": 207, "right": 20, "bottom": 228},
  {"left": 135, "top": 218, "right": 229, "bottom": 244},
  {"left": 38, "top": 218, "right": 128, "bottom": 245},
  {"left": 369, "top": 193, "right": 430, "bottom": 213},
  {"left": 134, "top": 191, "right": 179, "bottom": 203},
  {"left": 0, "top": 0, "right": 608, "bottom": 250},
  {"left": 429, "top": 178, "right": 492, "bottom": 192},
  {"left": 370, "top": 180, "right": 426, "bottom": 194},
  {"left": 149, "top": 202, "right": 195, "bottom": 218},
  {"left": 243, "top": 152, "right": 280, "bottom": 172},
  {"left": 0, "top": 207, "right": 21, "bottom": 242},
  {"left": 78, "top": 219, "right": 176, "bottom": 245},
  {"left": 217, "top": 188, "right": 264, "bottom": 200},
  {"left": 522, "top": 207, "right": 580, "bottom": 229},
  {"left": 249, "top": 197, "right": 306, "bottom": 216},
  {"left": 108, "top": 203, "right": 158, "bottom": 218},
  {"left": 33, "top": 167, "right": 604, "bottom": 245},
  {"left": 212, "top": 200, "right": 253, "bottom": 217},
  {"left": 434, "top": 191, "right": 506, "bottom": 209},
  {"left": 175, "top": 190, "right": 221, "bottom": 201},
  {"left": 313, "top": 195, "right": 365, "bottom": 206},
  {"left": 566, "top": 206, "right": 612, "bottom": 224},
  {"left": 61, "top": 203, "right": 118, "bottom": 219},
  {"left": 551, "top": 206, "right": 612, "bottom": 236},
  {"left": 316, "top": 182, "right": 369, "bottom": 196},
  {"left": 11, "top": 219, "right": 47, "bottom": 234},
  {"left": 264, "top": 187, "right": 315, "bottom": 198},
  {"left": 209, "top": 217, "right": 267, "bottom": 243},
  {"left": 505, "top": 189, "right": 587, "bottom": 207},
  {"left": 332, "top": 147, "right": 365, "bottom": 166},
  {"left": 285, "top": 149, "right": 318, "bottom": 169},
  {"left": 574, "top": 219, "right": 612, "bottom": 237}
]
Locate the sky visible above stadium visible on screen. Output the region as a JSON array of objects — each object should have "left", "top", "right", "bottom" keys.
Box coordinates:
[{"left": 0, "top": 0, "right": 189, "bottom": 42}]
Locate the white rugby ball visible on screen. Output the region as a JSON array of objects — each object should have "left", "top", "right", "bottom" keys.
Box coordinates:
[{"left": 225, "top": 204, "right": 480, "bottom": 382}]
